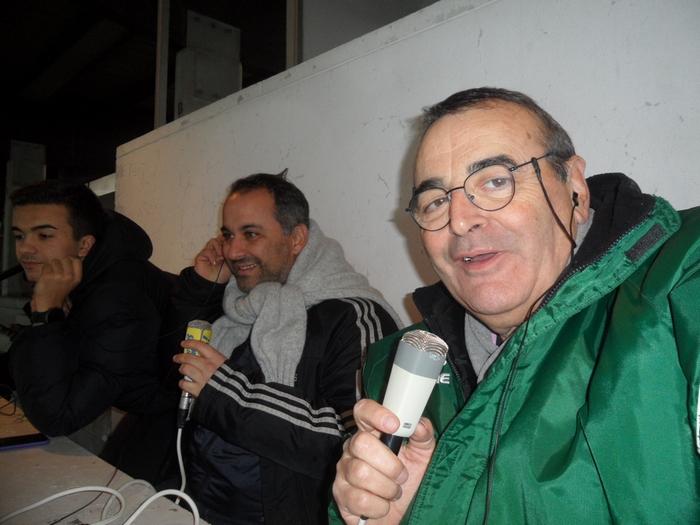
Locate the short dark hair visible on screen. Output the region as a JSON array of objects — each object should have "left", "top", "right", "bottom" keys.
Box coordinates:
[
  {"left": 423, "top": 87, "right": 575, "bottom": 180},
  {"left": 10, "top": 181, "right": 107, "bottom": 240},
  {"left": 229, "top": 169, "right": 310, "bottom": 233}
]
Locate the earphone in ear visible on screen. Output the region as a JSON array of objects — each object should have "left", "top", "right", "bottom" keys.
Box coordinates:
[{"left": 572, "top": 192, "right": 579, "bottom": 207}]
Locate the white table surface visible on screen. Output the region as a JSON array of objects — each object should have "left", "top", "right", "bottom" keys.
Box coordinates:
[{"left": 0, "top": 432, "right": 207, "bottom": 524}]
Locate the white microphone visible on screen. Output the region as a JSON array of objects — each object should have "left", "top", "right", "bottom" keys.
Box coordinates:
[
  {"left": 176, "top": 320, "right": 212, "bottom": 428},
  {"left": 358, "top": 330, "right": 448, "bottom": 525},
  {"left": 379, "top": 329, "right": 448, "bottom": 453}
]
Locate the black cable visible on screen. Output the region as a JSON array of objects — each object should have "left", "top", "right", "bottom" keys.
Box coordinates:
[
  {"left": 482, "top": 170, "right": 581, "bottom": 523},
  {"left": 0, "top": 323, "right": 20, "bottom": 339},
  {"left": 481, "top": 255, "right": 580, "bottom": 524},
  {"left": 567, "top": 201, "right": 578, "bottom": 262},
  {"left": 0, "top": 385, "right": 17, "bottom": 416},
  {"left": 0, "top": 265, "right": 22, "bottom": 281},
  {"left": 532, "top": 157, "right": 577, "bottom": 258},
  {"left": 482, "top": 295, "right": 539, "bottom": 525}
]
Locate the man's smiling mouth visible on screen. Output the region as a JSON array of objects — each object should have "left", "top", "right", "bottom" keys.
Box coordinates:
[{"left": 462, "top": 252, "right": 498, "bottom": 264}]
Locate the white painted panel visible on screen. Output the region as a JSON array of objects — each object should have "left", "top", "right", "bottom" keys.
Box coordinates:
[{"left": 116, "top": 0, "right": 700, "bottom": 324}]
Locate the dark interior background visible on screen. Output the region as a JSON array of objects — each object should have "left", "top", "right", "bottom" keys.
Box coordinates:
[{"left": 1, "top": 0, "right": 287, "bottom": 185}]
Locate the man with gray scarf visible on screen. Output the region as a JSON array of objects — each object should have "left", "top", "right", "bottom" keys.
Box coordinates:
[{"left": 172, "top": 171, "right": 400, "bottom": 525}]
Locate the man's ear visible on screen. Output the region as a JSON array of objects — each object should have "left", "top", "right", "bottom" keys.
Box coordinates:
[
  {"left": 566, "top": 155, "right": 590, "bottom": 225},
  {"left": 290, "top": 224, "right": 309, "bottom": 256},
  {"left": 77, "top": 235, "right": 96, "bottom": 258}
]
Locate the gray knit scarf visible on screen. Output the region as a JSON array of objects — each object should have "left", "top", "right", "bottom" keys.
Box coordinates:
[{"left": 211, "top": 220, "right": 401, "bottom": 386}]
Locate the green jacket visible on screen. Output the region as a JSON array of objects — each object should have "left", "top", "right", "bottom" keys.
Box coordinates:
[{"left": 330, "top": 174, "right": 700, "bottom": 523}]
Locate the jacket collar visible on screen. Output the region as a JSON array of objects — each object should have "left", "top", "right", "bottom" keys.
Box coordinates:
[{"left": 413, "top": 281, "right": 478, "bottom": 392}]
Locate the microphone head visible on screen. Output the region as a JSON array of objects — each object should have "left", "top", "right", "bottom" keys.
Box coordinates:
[
  {"left": 178, "top": 320, "right": 213, "bottom": 428},
  {"left": 400, "top": 330, "right": 448, "bottom": 361},
  {"left": 393, "top": 330, "right": 448, "bottom": 381},
  {"left": 381, "top": 330, "right": 449, "bottom": 439},
  {"left": 185, "top": 320, "right": 212, "bottom": 343}
]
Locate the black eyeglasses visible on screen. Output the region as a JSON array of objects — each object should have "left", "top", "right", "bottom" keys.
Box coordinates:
[{"left": 407, "top": 154, "right": 551, "bottom": 231}]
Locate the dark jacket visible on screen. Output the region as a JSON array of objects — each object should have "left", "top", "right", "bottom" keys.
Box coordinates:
[
  {"left": 9, "top": 212, "right": 178, "bottom": 477},
  {"left": 330, "top": 173, "right": 700, "bottom": 524},
  {"left": 172, "top": 268, "right": 399, "bottom": 525}
]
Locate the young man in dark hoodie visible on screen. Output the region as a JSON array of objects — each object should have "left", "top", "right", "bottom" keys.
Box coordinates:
[{"left": 8, "top": 181, "right": 177, "bottom": 483}]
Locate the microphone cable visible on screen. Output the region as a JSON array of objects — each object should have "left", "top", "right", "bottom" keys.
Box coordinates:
[
  {"left": 46, "top": 467, "right": 120, "bottom": 525},
  {"left": 0, "top": 265, "right": 22, "bottom": 282},
  {"left": 482, "top": 166, "right": 584, "bottom": 523},
  {"left": 0, "top": 385, "right": 17, "bottom": 416},
  {"left": 531, "top": 156, "right": 578, "bottom": 263},
  {"left": 481, "top": 226, "right": 582, "bottom": 525}
]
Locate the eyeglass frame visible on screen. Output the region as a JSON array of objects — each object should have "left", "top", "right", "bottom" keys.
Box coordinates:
[{"left": 406, "top": 153, "right": 552, "bottom": 231}]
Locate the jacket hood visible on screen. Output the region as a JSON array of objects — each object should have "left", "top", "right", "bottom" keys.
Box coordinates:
[
  {"left": 572, "top": 173, "right": 656, "bottom": 268},
  {"left": 78, "top": 211, "right": 153, "bottom": 289}
]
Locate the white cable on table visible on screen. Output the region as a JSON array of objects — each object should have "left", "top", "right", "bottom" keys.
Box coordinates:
[
  {"left": 122, "top": 489, "right": 199, "bottom": 525},
  {"left": 100, "top": 480, "right": 155, "bottom": 520},
  {"left": 0, "top": 486, "right": 125, "bottom": 525}
]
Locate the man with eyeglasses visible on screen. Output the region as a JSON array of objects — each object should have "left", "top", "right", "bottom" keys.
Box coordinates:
[{"left": 331, "top": 87, "right": 699, "bottom": 524}]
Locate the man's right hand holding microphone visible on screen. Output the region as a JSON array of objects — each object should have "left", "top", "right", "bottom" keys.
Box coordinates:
[{"left": 332, "top": 399, "right": 436, "bottom": 524}]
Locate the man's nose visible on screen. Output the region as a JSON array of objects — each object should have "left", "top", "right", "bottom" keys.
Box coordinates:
[
  {"left": 448, "top": 190, "right": 488, "bottom": 235},
  {"left": 15, "top": 239, "right": 36, "bottom": 256},
  {"left": 224, "top": 236, "right": 246, "bottom": 260}
]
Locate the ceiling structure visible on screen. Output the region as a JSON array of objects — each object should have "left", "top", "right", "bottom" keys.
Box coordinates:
[{"left": 1, "top": 0, "right": 287, "bottom": 183}]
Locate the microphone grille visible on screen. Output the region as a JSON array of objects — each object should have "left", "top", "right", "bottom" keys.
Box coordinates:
[{"left": 400, "top": 329, "right": 448, "bottom": 360}]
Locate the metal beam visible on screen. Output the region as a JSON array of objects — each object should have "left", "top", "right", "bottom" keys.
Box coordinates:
[
  {"left": 286, "top": 0, "right": 301, "bottom": 68},
  {"left": 154, "top": 0, "right": 170, "bottom": 128}
]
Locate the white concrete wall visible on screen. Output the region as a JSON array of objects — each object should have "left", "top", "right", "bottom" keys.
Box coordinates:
[
  {"left": 116, "top": 0, "right": 700, "bottom": 324},
  {"left": 301, "top": 0, "right": 437, "bottom": 60}
]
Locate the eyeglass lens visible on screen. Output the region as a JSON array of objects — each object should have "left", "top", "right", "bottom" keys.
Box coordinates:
[{"left": 411, "top": 165, "right": 516, "bottom": 230}]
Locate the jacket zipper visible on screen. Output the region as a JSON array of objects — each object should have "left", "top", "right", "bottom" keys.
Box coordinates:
[{"left": 482, "top": 214, "right": 654, "bottom": 523}]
